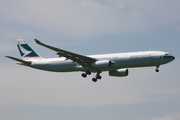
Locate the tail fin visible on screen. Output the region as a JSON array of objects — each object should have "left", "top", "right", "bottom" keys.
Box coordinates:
[{"left": 17, "top": 39, "right": 40, "bottom": 59}]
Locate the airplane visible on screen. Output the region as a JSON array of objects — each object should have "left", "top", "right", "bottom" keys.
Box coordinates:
[{"left": 6, "top": 39, "right": 175, "bottom": 82}]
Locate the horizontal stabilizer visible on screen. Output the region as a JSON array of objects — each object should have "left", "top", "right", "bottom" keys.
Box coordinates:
[{"left": 6, "top": 56, "right": 31, "bottom": 66}]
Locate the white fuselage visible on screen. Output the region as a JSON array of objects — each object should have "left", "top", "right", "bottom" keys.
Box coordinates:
[{"left": 26, "top": 51, "right": 174, "bottom": 73}]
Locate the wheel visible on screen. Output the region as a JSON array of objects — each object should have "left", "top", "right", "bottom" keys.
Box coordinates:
[
  {"left": 92, "top": 78, "right": 97, "bottom": 82},
  {"left": 86, "top": 71, "right": 91, "bottom": 75},
  {"left": 96, "top": 75, "right": 102, "bottom": 80},
  {"left": 155, "top": 69, "right": 159, "bottom": 72},
  {"left": 82, "top": 73, "right": 87, "bottom": 78}
]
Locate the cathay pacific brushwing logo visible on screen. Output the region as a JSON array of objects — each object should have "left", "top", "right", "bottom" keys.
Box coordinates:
[{"left": 19, "top": 44, "right": 32, "bottom": 57}]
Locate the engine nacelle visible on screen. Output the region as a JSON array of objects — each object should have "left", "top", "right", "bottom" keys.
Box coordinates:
[
  {"left": 109, "top": 68, "right": 129, "bottom": 77},
  {"left": 91, "top": 60, "right": 112, "bottom": 69}
]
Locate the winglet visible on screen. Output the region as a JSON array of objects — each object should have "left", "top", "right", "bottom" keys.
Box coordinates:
[
  {"left": 34, "top": 39, "right": 42, "bottom": 44},
  {"left": 34, "top": 39, "right": 45, "bottom": 46}
]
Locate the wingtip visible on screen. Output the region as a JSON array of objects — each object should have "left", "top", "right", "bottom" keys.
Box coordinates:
[{"left": 34, "top": 39, "right": 41, "bottom": 44}]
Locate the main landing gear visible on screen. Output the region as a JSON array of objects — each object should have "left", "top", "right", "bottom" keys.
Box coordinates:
[
  {"left": 92, "top": 73, "right": 102, "bottom": 82},
  {"left": 155, "top": 65, "right": 159, "bottom": 72},
  {"left": 81, "top": 71, "right": 102, "bottom": 82},
  {"left": 81, "top": 70, "right": 91, "bottom": 78}
]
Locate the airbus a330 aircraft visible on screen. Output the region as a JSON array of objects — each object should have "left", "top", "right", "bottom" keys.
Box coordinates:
[{"left": 6, "top": 39, "right": 175, "bottom": 82}]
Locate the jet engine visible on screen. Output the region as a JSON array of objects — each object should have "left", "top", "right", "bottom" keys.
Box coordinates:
[
  {"left": 91, "top": 60, "right": 114, "bottom": 69},
  {"left": 109, "top": 68, "right": 129, "bottom": 77}
]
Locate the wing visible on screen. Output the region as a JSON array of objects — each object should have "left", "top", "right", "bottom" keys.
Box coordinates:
[{"left": 34, "top": 39, "right": 96, "bottom": 68}]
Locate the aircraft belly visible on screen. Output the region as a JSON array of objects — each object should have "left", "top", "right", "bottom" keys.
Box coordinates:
[{"left": 30, "top": 61, "right": 85, "bottom": 72}]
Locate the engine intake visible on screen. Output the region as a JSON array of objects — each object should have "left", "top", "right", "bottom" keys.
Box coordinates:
[{"left": 109, "top": 68, "right": 129, "bottom": 77}]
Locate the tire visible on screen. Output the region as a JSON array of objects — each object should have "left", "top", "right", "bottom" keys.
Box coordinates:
[
  {"left": 155, "top": 69, "right": 159, "bottom": 72},
  {"left": 82, "top": 73, "right": 87, "bottom": 78},
  {"left": 97, "top": 75, "right": 102, "bottom": 79},
  {"left": 92, "top": 78, "right": 97, "bottom": 82}
]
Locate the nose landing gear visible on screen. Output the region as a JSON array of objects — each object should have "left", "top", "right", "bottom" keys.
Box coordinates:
[{"left": 155, "top": 65, "right": 159, "bottom": 72}]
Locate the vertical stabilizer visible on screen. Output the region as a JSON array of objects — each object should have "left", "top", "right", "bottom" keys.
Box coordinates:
[{"left": 17, "top": 39, "right": 40, "bottom": 59}]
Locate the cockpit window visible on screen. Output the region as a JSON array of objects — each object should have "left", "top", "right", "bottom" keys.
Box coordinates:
[{"left": 165, "top": 54, "right": 170, "bottom": 56}]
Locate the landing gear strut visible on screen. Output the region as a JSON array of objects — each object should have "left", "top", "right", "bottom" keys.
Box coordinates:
[{"left": 155, "top": 65, "right": 159, "bottom": 72}]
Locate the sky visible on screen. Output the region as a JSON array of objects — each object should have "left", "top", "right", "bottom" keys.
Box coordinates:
[{"left": 0, "top": 0, "right": 180, "bottom": 120}]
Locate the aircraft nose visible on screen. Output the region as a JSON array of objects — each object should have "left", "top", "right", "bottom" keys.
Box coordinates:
[
  {"left": 171, "top": 56, "right": 175, "bottom": 61},
  {"left": 168, "top": 55, "right": 175, "bottom": 61},
  {"left": 163, "top": 55, "right": 175, "bottom": 62}
]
